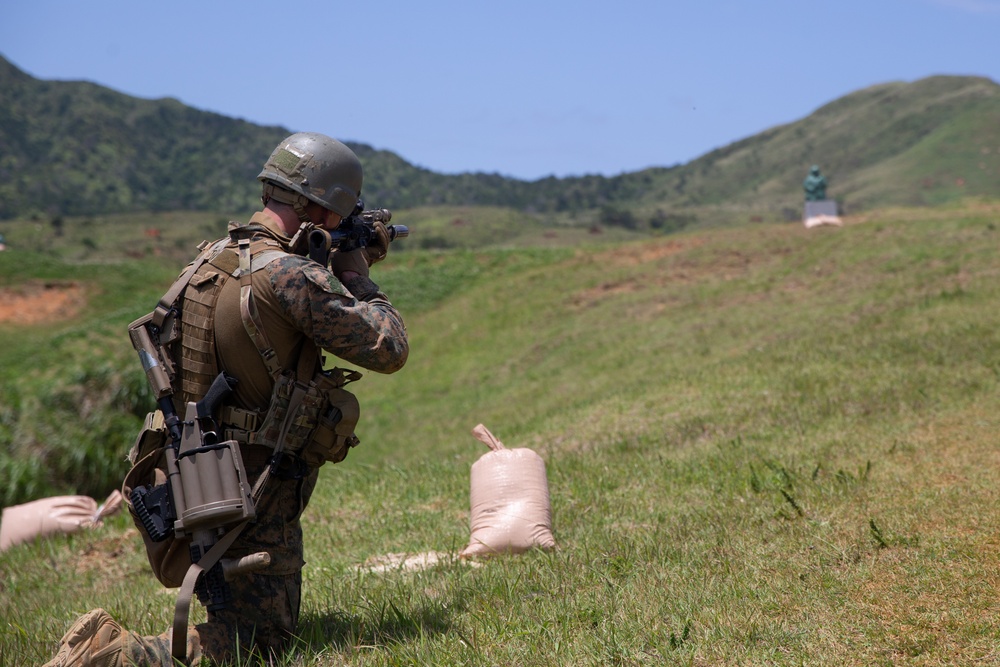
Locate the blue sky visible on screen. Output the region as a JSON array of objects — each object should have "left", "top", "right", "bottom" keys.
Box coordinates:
[{"left": 1, "top": 0, "right": 998, "bottom": 180}]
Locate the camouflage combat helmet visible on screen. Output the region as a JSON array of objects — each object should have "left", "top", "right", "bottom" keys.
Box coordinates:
[{"left": 258, "top": 132, "right": 363, "bottom": 219}]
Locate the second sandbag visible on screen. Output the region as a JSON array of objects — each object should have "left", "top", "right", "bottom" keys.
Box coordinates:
[{"left": 460, "top": 423, "right": 556, "bottom": 558}]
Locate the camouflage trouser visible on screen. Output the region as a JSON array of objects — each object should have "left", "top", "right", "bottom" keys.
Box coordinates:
[
  {"left": 123, "top": 570, "right": 304, "bottom": 665},
  {"left": 125, "top": 450, "right": 319, "bottom": 666}
]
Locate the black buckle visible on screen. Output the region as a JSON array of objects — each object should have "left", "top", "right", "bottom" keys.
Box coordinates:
[{"left": 268, "top": 452, "right": 310, "bottom": 480}]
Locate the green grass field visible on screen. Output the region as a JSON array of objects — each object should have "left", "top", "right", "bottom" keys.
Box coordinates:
[{"left": 2, "top": 201, "right": 1000, "bottom": 665}]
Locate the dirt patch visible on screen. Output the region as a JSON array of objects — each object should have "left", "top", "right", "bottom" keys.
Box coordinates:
[
  {"left": 571, "top": 238, "right": 700, "bottom": 308},
  {"left": 0, "top": 281, "right": 85, "bottom": 325},
  {"left": 604, "top": 238, "right": 701, "bottom": 267},
  {"left": 74, "top": 529, "right": 137, "bottom": 577}
]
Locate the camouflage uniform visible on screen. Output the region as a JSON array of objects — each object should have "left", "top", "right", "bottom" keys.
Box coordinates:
[
  {"left": 102, "top": 212, "right": 405, "bottom": 666},
  {"left": 194, "top": 213, "right": 404, "bottom": 663},
  {"left": 119, "top": 453, "right": 320, "bottom": 664}
]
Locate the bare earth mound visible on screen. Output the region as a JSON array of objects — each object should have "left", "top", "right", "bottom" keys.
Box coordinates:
[{"left": 0, "top": 281, "right": 85, "bottom": 325}]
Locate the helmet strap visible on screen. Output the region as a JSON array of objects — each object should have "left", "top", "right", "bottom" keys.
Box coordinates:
[{"left": 262, "top": 182, "right": 313, "bottom": 223}]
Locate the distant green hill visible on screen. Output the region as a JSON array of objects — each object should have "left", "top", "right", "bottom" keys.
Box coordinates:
[
  {"left": 1, "top": 53, "right": 998, "bottom": 223},
  {"left": 635, "top": 75, "right": 1000, "bottom": 214}
]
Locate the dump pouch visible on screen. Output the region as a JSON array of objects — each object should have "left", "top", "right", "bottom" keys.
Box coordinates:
[{"left": 123, "top": 411, "right": 193, "bottom": 588}]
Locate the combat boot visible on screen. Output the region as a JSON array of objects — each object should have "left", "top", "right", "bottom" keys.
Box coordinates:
[{"left": 43, "top": 608, "right": 124, "bottom": 667}]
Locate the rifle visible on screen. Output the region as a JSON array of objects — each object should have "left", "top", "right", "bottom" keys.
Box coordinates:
[{"left": 308, "top": 201, "right": 409, "bottom": 266}]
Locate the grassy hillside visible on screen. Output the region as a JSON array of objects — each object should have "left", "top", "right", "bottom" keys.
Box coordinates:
[
  {"left": 0, "top": 203, "right": 652, "bottom": 269},
  {"left": 2, "top": 199, "right": 1000, "bottom": 664},
  {"left": 624, "top": 76, "right": 1000, "bottom": 217}
]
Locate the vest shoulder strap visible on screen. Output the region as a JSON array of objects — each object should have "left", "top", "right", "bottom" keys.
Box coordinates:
[
  {"left": 237, "top": 239, "right": 284, "bottom": 379},
  {"left": 152, "top": 238, "right": 229, "bottom": 330}
]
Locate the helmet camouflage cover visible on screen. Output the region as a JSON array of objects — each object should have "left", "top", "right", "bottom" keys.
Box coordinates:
[{"left": 258, "top": 132, "right": 363, "bottom": 217}]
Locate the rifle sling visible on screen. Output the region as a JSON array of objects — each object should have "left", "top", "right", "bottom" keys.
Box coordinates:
[{"left": 171, "top": 519, "right": 250, "bottom": 661}]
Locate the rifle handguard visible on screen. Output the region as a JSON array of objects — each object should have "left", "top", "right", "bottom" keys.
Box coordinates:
[{"left": 307, "top": 204, "right": 409, "bottom": 263}]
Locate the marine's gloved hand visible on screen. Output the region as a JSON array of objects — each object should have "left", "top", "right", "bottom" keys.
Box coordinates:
[
  {"left": 363, "top": 221, "right": 390, "bottom": 266},
  {"left": 330, "top": 248, "right": 369, "bottom": 279}
]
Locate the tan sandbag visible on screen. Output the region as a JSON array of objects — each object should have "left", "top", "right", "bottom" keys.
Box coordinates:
[
  {"left": 0, "top": 490, "right": 123, "bottom": 551},
  {"left": 460, "top": 424, "right": 556, "bottom": 558}
]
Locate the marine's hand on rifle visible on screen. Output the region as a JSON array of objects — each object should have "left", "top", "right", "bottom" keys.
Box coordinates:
[
  {"left": 362, "top": 221, "right": 390, "bottom": 266},
  {"left": 330, "top": 248, "right": 369, "bottom": 280},
  {"left": 310, "top": 202, "right": 407, "bottom": 275}
]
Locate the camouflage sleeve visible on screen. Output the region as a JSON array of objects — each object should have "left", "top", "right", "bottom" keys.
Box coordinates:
[{"left": 266, "top": 255, "right": 408, "bottom": 373}]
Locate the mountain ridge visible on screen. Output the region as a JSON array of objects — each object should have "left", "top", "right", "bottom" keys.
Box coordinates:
[{"left": 1, "top": 54, "right": 997, "bottom": 223}]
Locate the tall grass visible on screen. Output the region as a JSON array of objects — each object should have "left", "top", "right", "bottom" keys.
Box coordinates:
[{"left": 2, "top": 202, "right": 1000, "bottom": 665}]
